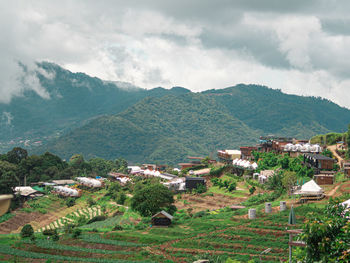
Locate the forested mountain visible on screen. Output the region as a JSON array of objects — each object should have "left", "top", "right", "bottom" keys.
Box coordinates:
[
  {"left": 0, "top": 62, "right": 189, "bottom": 148},
  {"left": 39, "top": 85, "right": 350, "bottom": 164},
  {"left": 2, "top": 63, "right": 350, "bottom": 164},
  {"left": 205, "top": 84, "right": 350, "bottom": 138}
]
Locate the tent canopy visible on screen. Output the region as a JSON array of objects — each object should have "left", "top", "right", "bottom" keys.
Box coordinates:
[{"left": 297, "top": 179, "right": 324, "bottom": 195}]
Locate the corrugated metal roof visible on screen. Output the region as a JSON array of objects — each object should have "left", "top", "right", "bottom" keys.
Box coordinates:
[{"left": 152, "top": 210, "right": 173, "bottom": 220}]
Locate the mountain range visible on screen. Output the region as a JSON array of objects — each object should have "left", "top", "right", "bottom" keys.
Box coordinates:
[{"left": 1, "top": 62, "right": 350, "bottom": 164}]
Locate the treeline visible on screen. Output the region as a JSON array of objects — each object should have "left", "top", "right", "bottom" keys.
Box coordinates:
[{"left": 0, "top": 147, "right": 128, "bottom": 194}]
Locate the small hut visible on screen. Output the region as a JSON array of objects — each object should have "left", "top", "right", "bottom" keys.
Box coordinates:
[{"left": 151, "top": 210, "right": 173, "bottom": 226}]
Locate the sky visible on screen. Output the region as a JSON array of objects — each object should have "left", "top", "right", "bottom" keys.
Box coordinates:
[{"left": 1, "top": 0, "right": 350, "bottom": 108}]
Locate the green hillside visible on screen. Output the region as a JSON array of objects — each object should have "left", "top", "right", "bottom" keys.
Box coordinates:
[
  {"left": 0, "top": 62, "right": 189, "bottom": 150},
  {"left": 206, "top": 84, "right": 349, "bottom": 138},
  {"left": 39, "top": 85, "right": 350, "bottom": 164},
  {"left": 40, "top": 94, "right": 258, "bottom": 164}
]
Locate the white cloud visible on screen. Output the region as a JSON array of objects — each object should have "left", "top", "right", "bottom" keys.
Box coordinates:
[{"left": 0, "top": 0, "right": 350, "bottom": 109}]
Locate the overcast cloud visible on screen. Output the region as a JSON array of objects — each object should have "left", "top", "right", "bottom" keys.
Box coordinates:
[{"left": 1, "top": 0, "right": 350, "bottom": 108}]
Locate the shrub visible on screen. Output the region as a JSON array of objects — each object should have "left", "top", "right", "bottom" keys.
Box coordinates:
[
  {"left": 21, "top": 224, "right": 34, "bottom": 238},
  {"left": 193, "top": 211, "right": 208, "bottom": 218},
  {"left": 65, "top": 197, "right": 75, "bottom": 207},
  {"left": 116, "top": 192, "right": 127, "bottom": 205},
  {"left": 228, "top": 182, "right": 236, "bottom": 192},
  {"left": 87, "top": 215, "right": 107, "bottom": 224},
  {"left": 72, "top": 228, "right": 82, "bottom": 238},
  {"left": 52, "top": 233, "right": 59, "bottom": 241},
  {"left": 194, "top": 183, "right": 207, "bottom": 194},
  {"left": 113, "top": 224, "right": 123, "bottom": 231},
  {"left": 42, "top": 229, "right": 57, "bottom": 236},
  {"left": 249, "top": 186, "right": 256, "bottom": 195}
]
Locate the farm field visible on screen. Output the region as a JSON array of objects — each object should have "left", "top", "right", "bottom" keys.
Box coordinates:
[{"left": 0, "top": 203, "right": 323, "bottom": 263}]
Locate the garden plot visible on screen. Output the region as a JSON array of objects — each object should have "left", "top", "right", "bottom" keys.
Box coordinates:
[{"left": 37, "top": 206, "right": 101, "bottom": 232}]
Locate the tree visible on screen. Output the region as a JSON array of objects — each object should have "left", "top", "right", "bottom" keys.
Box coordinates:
[
  {"left": 299, "top": 200, "right": 350, "bottom": 262},
  {"left": 89, "top": 158, "right": 116, "bottom": 177},
  {"left": 21, "top": 224, "right": 34, "bottom": 238},
  {"left": 115, "top": 158, "right": 128, "bottom": 174},
  {"left": 106, "top": 181, "right": 121, "bottom": 200},
  {"left": 279, "top": 155, "right": 290, "bottom": 169},
  {"left": 281, "top": 171, "right": 297, "bottom": 194},
  {"left": 131, "top": 183, "right": 175, "bottom": 217},
  {"left": 0, "top": 160, "right": 19, "bottom": 194},
  {"left": 7, "top": 147, "right": 27, "bottom": 164}
]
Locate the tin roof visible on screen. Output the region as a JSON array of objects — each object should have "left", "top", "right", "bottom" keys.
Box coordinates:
[{"left": 152, "top": 210, "right": 173, "bottom": 220}]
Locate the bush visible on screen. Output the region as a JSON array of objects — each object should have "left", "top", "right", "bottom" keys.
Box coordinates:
[
  {"left": 113, "top": 224, "right": 123, "bottom": 231},
  {"left": 116, "top": 192, "right": 127, "bottom": 205},
  {"left": 193, "top": 211, "right": 208, "bottom": 218},
  {"left": 42, "top": 229, "right": 57, "bottom": 236},
  {"left": 194, "top": 183, "right": 207, "bottom": 194},
  {"left": 249, "top": 186, "right": 256, "bottom": 195},
  {"left": 21, "top": 224, "right": 34, "bottom": 238},
  {"left": 52, "top": 233, "right": 59, "bottom": 241},
  {"left": 87, "top": 215, "right": 107, "bottom": 224},
  {"left": 65, "top": 197, "right": 76, "bottom": 207},
  {"left": 72, "top": 228, "right": 82, "bottom": 238},
  {"left": 228, "top": 182, "right": 236, "bottom": 192}
]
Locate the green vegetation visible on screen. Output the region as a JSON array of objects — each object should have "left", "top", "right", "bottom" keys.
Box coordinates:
[
  {"left": 0, "top": 201, "right": 330, "bottom": 262},
  {"left": 131, "top": 182, "right": 176, "bottom": 217},
  {"left": 0, "top": 62, "right": 190, "bottom": 150},
  {"left": 297, "top": 200, "right": 350, "bottom": 262},
  {"left": 38, "top": 84, "right": 350, "bottom": 164},
  {"left": 20, "top": 224, "right": 34, "bottom": 239},
  {"left": 310, "top": 132, "right": 346, "bottom": 145},
  {"left": 0, "top": 213, "right": 14, "bottom": 224}
]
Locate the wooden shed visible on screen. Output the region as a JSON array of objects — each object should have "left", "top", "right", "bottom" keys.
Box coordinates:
[
  {"left": 303, "top": 153, "right": 335, "bottom": 171},
  {"left": 314, "top": 174, "right": 335, "bottom": 185},
  {"left": 151, "top": 210, "right": 173, "bottom": 226},
  {"left": 185, "top": 177, "right": 206, "bottom": 190},
  {"left": 344, "top": 163, "right": 350, "bottom": 178}
]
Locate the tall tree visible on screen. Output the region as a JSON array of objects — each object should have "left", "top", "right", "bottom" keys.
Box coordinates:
[
  {"left": 7, "top": 147, "right": 28, "bottom": 165},
  {"left": 131, "top": 183, "right": 176, "bottom": 217}
]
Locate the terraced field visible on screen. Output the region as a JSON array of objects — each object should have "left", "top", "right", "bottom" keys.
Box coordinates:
[
  {"left": 0, "top": 203, "right": 322, "bottom": 262},
  {"left": 37, "top": 206, "right": 102, "bottom": 232}
]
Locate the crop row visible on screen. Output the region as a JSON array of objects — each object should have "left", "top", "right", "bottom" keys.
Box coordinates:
[
  {"left": 81, "top": 234, "right": 144, "bottom": 247},
  {"left": 171, "top": 240, "right": 286, "bottom": 257},
  {"left": 0, "top": 245, "right": 153, "bottom": 263},
  {"left": 21, "top": 239, "right": 133, "bottom": 255},
  {"left": 197, "top": 237, "right": 288, "bottom": 249}
]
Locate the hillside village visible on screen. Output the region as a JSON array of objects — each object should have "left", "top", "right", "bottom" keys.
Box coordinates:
[{"left": 0, "top": 129, "right": 350, "bottom": 262}]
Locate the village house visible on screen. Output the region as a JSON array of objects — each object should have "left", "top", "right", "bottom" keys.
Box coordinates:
[
  {"left": 217, "top": 150, "right": 241, "bottom": 163},
  {"left": 303, "top": 153, "right": 335, "bottom": 172},
  {"left": 178, "top": 156, "right": 205, "bottom": 170},
  {"left": 240, "top": 146, "right": 257, "bottom": 160}
]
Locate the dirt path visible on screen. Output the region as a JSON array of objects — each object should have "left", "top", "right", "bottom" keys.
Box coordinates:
[
  {"left": 327, "top": 184, "right": 341, "bottom": 197},
  {"left": 327, "top": 145, "right": 344, "bottom": 167}
]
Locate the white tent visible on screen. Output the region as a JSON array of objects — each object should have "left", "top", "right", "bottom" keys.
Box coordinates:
[
  {"left": 298, "top": 180, "right": 324, "bottom": 196},
  {"left": 144, "top": 169, "right": 151, "bottom": 176},
  {"left": 341, "top": 199, "right": 350, "bottom": 208}
]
